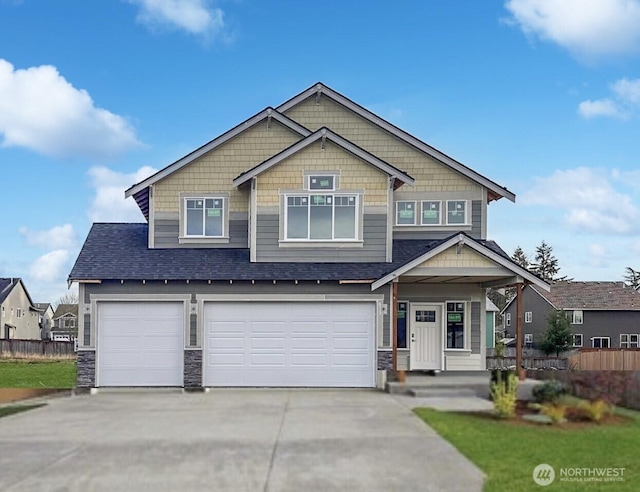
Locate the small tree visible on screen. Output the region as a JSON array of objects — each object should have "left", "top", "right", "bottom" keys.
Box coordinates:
[
  {"left": 539, "top": 310, "right": 573, "bottom": 357},
  {"left": 623, "top": 267, "right": 640, "bottom": 290}
]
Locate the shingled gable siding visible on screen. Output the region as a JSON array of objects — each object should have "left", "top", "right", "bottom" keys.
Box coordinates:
[
  {"left": 393, "top": 200, "right": 483, "bottom": 240},
  {"left": 255, "top": 213, "right": 387, "bottom": 262},
  {"left": 283, "top": 97, "right": 483, "bottom": 195}
]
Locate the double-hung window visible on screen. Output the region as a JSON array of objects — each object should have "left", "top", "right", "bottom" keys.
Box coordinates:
[
  {"left": 446, "top": 302, "right": 466, "bottom": 349},
  {"left": 571, "top": 310, "right": 583, "bottom": 324},
  {"left": 572, "top": 334, "right": 583, "bottom": 347},
  {"left": 592, "top": 337, "right": 610, "bottom": 348},
  {"left": 396, "top": 201, "right": 416, "bottom": 225},
  {"left": 421, "top": 201, "right": 441, "bottom": 225},
  {"left": 524, "top": 311, "right": 533, "bottom": 323},
  {"left": 620, "top": 334, "right": 639, "bottom": 348},
  {"left": 285, "top": 194, "right": 358, "bottom": 240},
  {"left": 447, "top": 200, "right": 467, "bottom": 225},
  {"left": 183, "top": 197, "right": 225, "bottom": 238}
]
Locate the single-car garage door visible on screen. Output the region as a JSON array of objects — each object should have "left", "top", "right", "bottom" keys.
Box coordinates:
[
  {"left": 98, "top": 302, "right": 184, "bottom": 387},
  {"left": 204, "top": 302, "right": 375, "bottom": 387}
]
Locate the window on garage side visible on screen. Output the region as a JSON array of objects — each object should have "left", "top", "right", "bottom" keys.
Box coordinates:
[
  {"left": 284, "top": 194, "right": 359, "bottom": 240},
  {"left": 185, "top": 198, "right": 224, "bottom": 237}
]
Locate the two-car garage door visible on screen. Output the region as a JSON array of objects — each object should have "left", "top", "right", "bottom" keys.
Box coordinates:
[
  {"left": 97, "top": 301, "right": 375, "bottom": 388},
  {"left": 204, "top": 302, "right": 375, "bottom": 388}
]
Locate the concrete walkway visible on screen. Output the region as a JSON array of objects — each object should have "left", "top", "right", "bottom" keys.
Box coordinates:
[{"left": 0, "top": 389, "right": 485, "bottom": 492}]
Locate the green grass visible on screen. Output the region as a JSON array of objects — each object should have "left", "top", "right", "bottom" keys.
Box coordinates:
[
  {"left": 0, "top": 359, "right": 76, "bottom": 388},
  {"left": 415, "top": 406, "right": 640, "bottom": 492},
  {"left": 0, "top": 404, "right": 46, "bottom": 418}
]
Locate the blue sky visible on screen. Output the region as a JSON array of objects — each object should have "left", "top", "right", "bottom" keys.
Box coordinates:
[{"left": 1, "top": 0, "right": 639, "bottom": 302}]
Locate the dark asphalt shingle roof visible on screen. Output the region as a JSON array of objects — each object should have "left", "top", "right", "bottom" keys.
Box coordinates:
[
  {"left": 69, "top": 223, "right": 511, "bottom": 283},
  {"left": 532, "top": 281, "right": 640, "bottom": 311},
  {"left": 0, "top": 278, "right": 15, "bottom": 304}
]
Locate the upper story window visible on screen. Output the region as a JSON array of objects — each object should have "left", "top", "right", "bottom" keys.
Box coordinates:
[
  {"left": 285, "top": 194, "right": 359, "bottom": 240},
  {"left": 524, "top": 311, "right": 533, "bottom": 323},
  {"left": 16, "top": 308, "right": 22, "bottom": 318},
  {"left": 572, "top": 334, "right": 583, "bottom": 347},
  {"left": 396, "top": 201, "right": 417, "bottom": 225},
  {"left": 447, "top": 200, "right": 467, "bottom": 225},
  {"left": 505, "top": 312, "right": 511, "bottom": 326},
  {"left": 620, "top": 334, "right": 639, "bottom": 348},
  {"left": 396, "top": 200, "right": 470, "bottom": 226},
  {"left": 185, "top": 198, "right": 224, "bottom": 237},
  {"left": 421, "top": 201, "right": 441, "bottom": 225},
  {"left": 571, "top": 310, "right": 583, "bottom": 324},
  {"left": 307, "top": 174, "right": 337, "bottom": 191}
]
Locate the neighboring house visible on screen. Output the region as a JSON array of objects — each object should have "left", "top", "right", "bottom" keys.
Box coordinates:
[
  {"left": 502, "top": 281, "right": 640, "bottom": 350},
  {"left": 485, "top": 297, "right": 499, "bottom": 349},
  {"left": 68, "top": 82, "right": 547, "bottom": 389},
  {"left": 0, "top": 278, "right": 41, "bottom": 340},
  {"left": 51, "top": 304, "right": 79, "bottom": 341},
  {"left": 34, "top": 303, "right": 55, "bottom": 340}
]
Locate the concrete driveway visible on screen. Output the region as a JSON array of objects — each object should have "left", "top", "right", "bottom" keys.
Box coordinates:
[{"left": 0, "top": 390, "right": 484, "bottom": 492}]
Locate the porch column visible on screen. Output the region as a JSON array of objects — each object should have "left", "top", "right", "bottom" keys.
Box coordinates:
[
  {"left": 392, "top": 281, "right": 398, "bottom": 372},
  {"left": 515, "top": 282, "right": 524, "bottom": 380}
]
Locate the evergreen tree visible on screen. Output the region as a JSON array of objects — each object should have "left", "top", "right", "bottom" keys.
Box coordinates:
[
  {"left": 530, "top": 240, "right": 560, "bottom": 282},
  {"left": 539, "top": 310, "right": 573, "bottom": 356},
  {"left": 623, "top": 267, "right": 640, "bottom": 289},
  {"left": 511, "top": 246, "right": 529, "bottom": 269}
]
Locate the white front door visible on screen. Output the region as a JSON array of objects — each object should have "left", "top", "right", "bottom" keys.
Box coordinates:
[{"left": 409, "top": 303, "right": 442, "bottom": 370}]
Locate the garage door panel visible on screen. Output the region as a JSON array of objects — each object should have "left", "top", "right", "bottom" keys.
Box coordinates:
[
  {"left": 98, "top": 302, "right": 184, "bottom": 387},
  {"left": 204, "top": 302, "right": 374, "bottom": 387}
]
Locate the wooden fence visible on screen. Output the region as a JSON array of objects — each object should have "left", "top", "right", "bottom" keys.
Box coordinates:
[
  {"left": 0, "top": 339, "right": 76, "bottom": 358},
  {"left": 568, "top": 349, "right": 640, "bottom": 371},
  {"left": 486, "top": 356, "right": 568, "bottom": 370}
]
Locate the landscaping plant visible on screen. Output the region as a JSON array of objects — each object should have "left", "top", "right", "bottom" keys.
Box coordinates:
[
  {"left": 532, "top": 379, "right": 569, "bottom": 404},
  {"left": 577, "top": 399, "right": 612, "bottom": 423},
  {"left": 490, "top": 371, "right": 518, "bottom": 419}
]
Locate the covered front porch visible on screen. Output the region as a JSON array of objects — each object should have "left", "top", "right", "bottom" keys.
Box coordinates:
[{"left": 373, "top": 234, "right": 550, "bottom": 379}]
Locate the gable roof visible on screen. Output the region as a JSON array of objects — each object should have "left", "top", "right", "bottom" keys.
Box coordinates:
[
  {"left": 531, "top": 281, "right": 640, "bottom": 311},
  {"left": 0, "top": 277, "right": 36, "bottom": 307},
  {"left": 124, "top": 108, "right": 311, "bottom": 219},
  {"left": 371, "top": 233, "right": 549, "bottom": 291},
  {"left": 277, "top": 83, "right": 516, "bottom": 203},
  {"left": 68, "top": 224, "right": 507, "bottom": 286},
  {"left": 53, "top": 304, "right": 78, "bottom": 318},
  {"left": 233, "top": 127, "right": 414, "bottom": 188}
]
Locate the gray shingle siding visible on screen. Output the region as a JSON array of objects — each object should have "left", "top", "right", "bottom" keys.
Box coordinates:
[{"left": 154, "top": 218, "right": 249, "bottom": 248}]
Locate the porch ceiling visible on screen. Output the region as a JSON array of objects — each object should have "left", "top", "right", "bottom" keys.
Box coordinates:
[{"left": 398, "top": 273, "right": 522, "bottom": 287}]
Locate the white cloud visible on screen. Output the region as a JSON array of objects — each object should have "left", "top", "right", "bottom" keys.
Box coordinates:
[
  {"left": 129, "top": 0, "right": 225, "bottom": 37},
  {"left": 28, "top": 249, "right": 71, "bottom": 283},
  {"left": 578, "top": 77, "right": 640, "bottom": 119},
  {"left": 87, "top": 165, "right": 157, "bottom": 222},
  {"left": 0, "top": 59, "right": 141, "bottom": 159},
  {"left": 521, "top": 167, "right": 640, "bottom": 234},
  {"left": 19, "top": 224, "right": 77, "bottom": 249},
  {"left": 578, "top": 99, "right": 626, "bottom": 119},
  {"left": 504, "top": 0, "right": 640, "bottom": 59},
  {"left": 585, "top": 243, "right": 612, "bottom": 268}
]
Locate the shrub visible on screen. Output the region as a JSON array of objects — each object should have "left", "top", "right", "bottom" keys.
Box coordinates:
[
  {"left": 532, "top": 379, "right": 569, "bottom": 404},
  {"left": 577, "top": 399, "right": 612, "bottom": 423},
  {"left": 491, "top": 372, "right": 518, "bottom": 419},
  {"left": 540, "top": 403, "right": 567, "bottom": 424}
]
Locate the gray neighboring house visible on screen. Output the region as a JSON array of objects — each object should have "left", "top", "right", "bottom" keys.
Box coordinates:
[
  {"left": 35, "top": 303, "right": 55, "bottom": 340},
  {"left": 51, "top": 304, "right": 79, "bottom": 341},
  {"left": 502, "top": 281, "right": 640, "bottom": 350},
  {"left": 68, "top": 82, "right": 548, "bottom": 389},
  {"left": 0, "top": 278, "right": 41, "bottom": 340}
]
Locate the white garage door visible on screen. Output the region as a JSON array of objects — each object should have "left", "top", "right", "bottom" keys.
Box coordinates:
[
  {"left": 98, "top": 302, "right": 184, "bottom": 387},
  {"left": 204, "top": 302, "right": 375, "bottom": 387}
]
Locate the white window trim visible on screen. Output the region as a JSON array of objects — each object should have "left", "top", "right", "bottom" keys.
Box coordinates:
[
  {"left": 179, "top": 193, "right": 230, "bottom": 243},
  {"left": 281, "top": 192, "right": 362, "bottom": 243},
  {"left": 591, "top": 336, "right": 610, "bottom": 348},
  {"left": 444, "top": 300, "right": 469, "bottom": 351},
  {"left": 445, "top": 200, "right": 470, "bottom": 226},
  {"left": 305, "top": 172, "right": 339, "bottom": 191},
  {"left": 571, "top": 310, "right": 583, "bottom": 324},
  {"left": 420, "top": 200, "right": 442, "bottom": 226},
  {"left": 524, "top": 311, "right": 532, "bottom": 323},
  {"left": 524, "top": 333, "right": 533, "bottom": 344},
  {"left": 620, "top": 334, "right": 639, "bottom": 348},
  {"left": 396, "top": 200, "right": 417, "bottom": 226},
  {"left": 505, "top": 312, "right": 511, "bottom": 326},
  {"left": 572, "top": 334, "right": 583, "bottom": 347}
]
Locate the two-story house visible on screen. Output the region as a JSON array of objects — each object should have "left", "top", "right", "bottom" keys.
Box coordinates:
[
  {"left": 35, "top": 302, "right": 55, "bottom": 339},
  {"left": 0, "top": 278, "right": 41, "bottom": 340},
  {"left": 502, "top": 281, "right": 640, "bottom": 350},
  {"left": 51, "top": 304, "right": 79, "bottom": 341},
  {"left": 69, "top": 83, "right": 547, "bottom": 389}
]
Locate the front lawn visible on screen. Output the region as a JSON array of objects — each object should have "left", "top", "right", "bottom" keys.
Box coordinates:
[
  {"left": 415, "top": 406, "right": 640, "bottom": 492},
  {"left": 0, "top": 359, "right": 76, "bottom": 388}
]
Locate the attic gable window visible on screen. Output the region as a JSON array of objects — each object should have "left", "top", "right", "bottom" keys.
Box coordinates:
[{"left": 307, "top": 174, "right": 337, "bottom": 191}]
